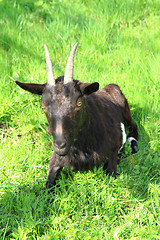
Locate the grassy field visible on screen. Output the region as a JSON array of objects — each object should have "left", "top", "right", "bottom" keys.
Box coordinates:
[{"left": 0, "top": 0, "right": 160, "bottom": 239}]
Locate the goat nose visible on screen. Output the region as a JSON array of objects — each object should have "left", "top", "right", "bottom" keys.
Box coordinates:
[{"left": 54, "top": 140, "right": 66, "bottom": 149}]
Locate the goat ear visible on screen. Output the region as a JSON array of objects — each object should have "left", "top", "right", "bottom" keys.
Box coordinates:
[
  {"left": 80, "top": 82, "right": 99, "bottom": 95},
  {"left": 15, "top": 81, "right": 46, "bottom": 95}
]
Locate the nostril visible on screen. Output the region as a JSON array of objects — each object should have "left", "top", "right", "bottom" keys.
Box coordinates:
[
  {"left": 59, "top": 142, "right": 66, "bottom": 149},
  {"left": 54, "top": 140, "right": 66, "bottom": 149}
]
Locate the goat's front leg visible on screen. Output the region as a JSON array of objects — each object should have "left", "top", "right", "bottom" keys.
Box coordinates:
[
  {"left": 103, "top": 151, "right": 118, "bottom": 178},
  {"left": 46, "top": 153, "right": 63, "bottom": 189}
]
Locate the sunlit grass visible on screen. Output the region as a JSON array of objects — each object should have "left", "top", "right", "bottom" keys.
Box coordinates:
[{"left": 0, "top": 0, "right": 160, "bottom": 239}]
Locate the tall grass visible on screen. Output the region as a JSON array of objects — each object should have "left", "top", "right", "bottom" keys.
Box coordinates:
[{"left": 0, "top": 0, "right": 159, "bottom": 239}]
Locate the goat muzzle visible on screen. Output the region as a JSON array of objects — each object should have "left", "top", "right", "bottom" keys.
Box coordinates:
[{"left": 54, "top": 137, "right": 70, "bottom": 156}]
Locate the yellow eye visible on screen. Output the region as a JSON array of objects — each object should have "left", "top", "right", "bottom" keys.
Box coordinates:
[
  {"left": 42, "top": 105, "right": 46, "bottom": 110},
  {"left": 76, "top": 101, "right": 82, "bottom": 107}
]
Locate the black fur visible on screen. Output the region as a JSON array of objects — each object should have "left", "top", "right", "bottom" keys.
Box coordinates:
[{"left": 16, "top": 78, "right": 138, "bottom": 189}]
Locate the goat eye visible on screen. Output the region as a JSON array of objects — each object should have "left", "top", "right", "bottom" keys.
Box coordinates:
[
  {"left": 76, "top": 101, "right": 82, "bottom": 107},
  {"left": 41, "top": 105, "right": 46, "bottom": 110}
]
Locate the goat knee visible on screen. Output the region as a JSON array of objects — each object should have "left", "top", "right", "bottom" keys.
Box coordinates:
[{"left": 46, "top": 166, "right": 63, "bottom": 189}]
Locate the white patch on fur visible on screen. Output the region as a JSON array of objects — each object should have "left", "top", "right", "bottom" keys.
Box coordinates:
[
  {"left": 120, "top": 122, "right": 127, "bottom": 150},
  {"left": 127, "top": 137, "right": 137, "bottom": 145}
]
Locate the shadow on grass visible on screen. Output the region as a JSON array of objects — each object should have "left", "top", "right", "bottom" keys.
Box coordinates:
[
  {"left": 118, "top": 103, "right": 159, "bottom": 199},
  {"left": 0, "top": 183, "right": 52, "bottom": 239}
]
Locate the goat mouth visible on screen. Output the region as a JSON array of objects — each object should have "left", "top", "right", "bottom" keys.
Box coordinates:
[{"left": 54, "top": 145, "right": 70, "bottom": 156}]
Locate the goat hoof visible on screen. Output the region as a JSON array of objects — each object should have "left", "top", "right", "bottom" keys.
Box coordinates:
[
  {"left": 131, "top": 145, "right": 138, "bottom": 154},
  {"left": 46, "top": 180, "right": 55, "bottom": 190}
]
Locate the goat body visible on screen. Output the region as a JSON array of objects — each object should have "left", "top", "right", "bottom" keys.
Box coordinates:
[{"left": 16, "top": 43, "right": 138, "bottom": 188}]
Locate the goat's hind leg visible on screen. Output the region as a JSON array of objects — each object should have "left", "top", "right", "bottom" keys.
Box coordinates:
[
  {"left": 123, "top": 101, "right": 139, "bottom": 154},
  {"left": 127, "top": 119, "right": 138, "bottom": 153},
  {"left": 128, "top": 135, "right": 138, "bottom": 154}
]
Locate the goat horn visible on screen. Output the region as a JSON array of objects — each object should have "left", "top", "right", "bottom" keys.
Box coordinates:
[
  {"left": 64, "top": 43, "right": 78, "bottom": 84},
  {"left": 44, "top": 44, "right": 55, "bottom": 85}
]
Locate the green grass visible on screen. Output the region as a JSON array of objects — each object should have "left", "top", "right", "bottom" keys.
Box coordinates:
[{"left": 0, "top": 0, "right": 160, "bottom": 239}]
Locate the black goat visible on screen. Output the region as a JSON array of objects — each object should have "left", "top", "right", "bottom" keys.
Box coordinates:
[{"left": 16, "top": 43, "right": 138, "bottom": 188}]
